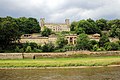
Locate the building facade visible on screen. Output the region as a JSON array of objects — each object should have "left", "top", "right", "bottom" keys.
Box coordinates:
[{"left": 40, "top": 18, "right": 70, "bottom": 32}]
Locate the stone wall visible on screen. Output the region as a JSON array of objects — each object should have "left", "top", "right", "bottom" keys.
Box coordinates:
[
  {"left": 0, "top": 53, "right": 23, "bottom": 59},
  {"left": 0, "top": 51, "right": 120, "bottom": 59}
]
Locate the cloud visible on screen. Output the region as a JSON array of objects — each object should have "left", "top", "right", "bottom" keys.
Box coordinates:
[{"left": 0, "top": 0, "right": 120, "bottom": 22}]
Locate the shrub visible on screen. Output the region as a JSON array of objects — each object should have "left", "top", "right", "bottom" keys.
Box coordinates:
[
  {"left": 42, "top": 42, "right": 55, "bottom": 52},
  {"left": 104, "top": 42, "right": 120, "bottom": 51},
  {"left": 25, "top": 46, "right": 32, "bottom": 53},
  {"left": 33, "top": 48, "right": 42, "bottom": 53}
]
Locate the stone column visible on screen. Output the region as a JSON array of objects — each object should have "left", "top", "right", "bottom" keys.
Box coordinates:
[
  {"left": 68, "top": 37, "right": 70, "bottom": 44},
  {"left": 73, "top": 37, "right": 75, "bottom": 45}
]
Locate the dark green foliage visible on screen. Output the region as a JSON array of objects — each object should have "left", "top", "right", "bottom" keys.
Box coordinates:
[
  {"left": 29, "top": 42, "right": 38, "bottom": 50},
  {"left": 74, "top": 19, "right": 101, "bottom": 34},
  {"left": 70, "top": 21, "right": 78, "bottom": 31},
  {"left": 96, "top": 19, "right": 108, "bottom": 30},
  {"left": 56, "top": 35, "right": 68, "bottom": 48},
  {"left": 17, "top": 17, "right": 40, "bottom": 34},
  {"left": 75, "top": 27, "right": 85, "bottom": 35},
  {"left": 0, "top": 16, "right": 40, "bottom": 51},
  {"left": 110, "top": 25, "right": 120, "bottom": 39},
  {"left": 99, "top": 34, "right": 110, "bottom": 47},
  {"left": 76, "top": 33, "right": 92, "bottom": 50},
  {"left": 41, "top": 27, "right": 52, "bottom": 37},
  {"left": 90, "top": 40, "right": 98, "bottom": 46},
  {"left": 42, "top": 42, "right": 55, "bottom": 52},
  {"left": 104, "top": 42, "right": 120, "bottom": 51},
  {"left": 1, "top": 16, "right": 120, "bottom": 52},
  {"left": 64, "top": 45, "right": 76, "bottom": 51},
  {"left": 0, "top": 16, "right": 21, "bottom": 49},
  {"left": 25, "top": 46, "right": 32, "bottom": 53}
]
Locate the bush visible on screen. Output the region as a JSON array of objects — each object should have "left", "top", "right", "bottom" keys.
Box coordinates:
[
  {"left": 93, "top": 44, "right": 99, "bottom": 51},
  {"left": 33, "top": 48, "right": 42, "bottom": 53},
  {"left": 97, "top": 47, "right": 105, "bottom": 51},
  {"left": 42, "top": 42, "right": 55, "bottom": 52},
  {"left": 99, "top": 34, "right": 110, "bottom": 47},
  {"left": 54, "top": 48, "right": 66, "bottom": 52},
  {"left": 104, "top": 42, "right": 120, "bottom": 51},
  {"left": 25, "top": 46, "right": 32, "bottom": 53}
]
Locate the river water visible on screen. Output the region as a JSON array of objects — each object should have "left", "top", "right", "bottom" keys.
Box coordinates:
[{"left": 0, "top": 67, "right": 120, "bottom": 80}]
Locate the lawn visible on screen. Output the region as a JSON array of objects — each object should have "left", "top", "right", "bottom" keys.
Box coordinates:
[{"left": 0, "top": 56, "right": 120, "bottom": 67}]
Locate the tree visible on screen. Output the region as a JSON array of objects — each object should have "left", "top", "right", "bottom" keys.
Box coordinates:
[
  {"left": 42, "top": 42, "right": 55, "bottom": 52},
  {"left": 75, "top": 27, "right": 85, "bottom": 35},
  {"left": 76, "top": 33, "right": 92, "bottom": 50},
  {"left": 56, "top": 35, "right": 68, "bottom": 48},
  {"left": 104, "top": 42, "right": 120, "bottom": 51},
  {"left": 96, "top": 19, "right": 108, "bottom": 30},
  {"left": 76, "top": 19, "right": 100, "bottom": 34},
  {"left": 70, "top": 21, "right": 78, "bottom": 31},
  {"left": 17, "top": 17, "right": 40, "bottom": 34},
  {"left": 41, "top": 27, "right": 52, "bottom": 37},
  {"left": 110, "top": 24, "right": 120, "bottom": 39},
  {"left": 0, "top": 16, "right": 21, "bottom": 49},
  {"left": 99, "top": 34, "right": 110, "bottom": 47}
]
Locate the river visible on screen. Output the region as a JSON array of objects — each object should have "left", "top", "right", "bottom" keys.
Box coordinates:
[{"left": 0, "top": 67, "right": 120, "bottom": 80}]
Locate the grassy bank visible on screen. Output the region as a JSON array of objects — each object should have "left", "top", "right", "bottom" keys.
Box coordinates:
[{"left": 0, "top": 56, "right": 120, "bottom": 68}]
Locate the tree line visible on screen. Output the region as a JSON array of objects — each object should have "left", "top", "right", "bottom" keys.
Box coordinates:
[
  {"left": 0, "top": 16, "right": 120, "bottom": 52},
  {"left": 0, "top": 16, "right": 40, "bottom": 51},
  {"left": 70, "top": 18, "right": 120, "bottom": 39}
]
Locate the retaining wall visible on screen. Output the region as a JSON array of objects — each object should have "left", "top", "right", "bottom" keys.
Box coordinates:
[{"left": 0, "top": 51, "right": 120, "bottom": 59}]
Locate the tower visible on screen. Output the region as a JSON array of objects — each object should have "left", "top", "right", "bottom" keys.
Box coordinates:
[
  {"left": 65, "top": 19, "right": 70, "bottom": 25},
  {"left": 40, "top": 18, "right": 45, "bottom": 31}
]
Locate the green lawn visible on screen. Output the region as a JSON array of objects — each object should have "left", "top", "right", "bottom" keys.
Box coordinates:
[{"left": 0, "top": 56, "right": 120, "bottom": 67}]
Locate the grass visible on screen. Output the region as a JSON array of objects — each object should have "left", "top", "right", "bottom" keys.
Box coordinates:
[{"left": 0, "top": 56, "right": 120, "bottom": 68}]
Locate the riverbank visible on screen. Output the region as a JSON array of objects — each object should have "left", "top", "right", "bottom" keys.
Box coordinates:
[{"left": 0, "top": 56, "right": 120, "bottom": 68}]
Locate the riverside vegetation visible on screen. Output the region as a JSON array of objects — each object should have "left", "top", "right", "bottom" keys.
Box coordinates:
[{"left": 0, "top": 16, "right": 120, "bottom": 53}]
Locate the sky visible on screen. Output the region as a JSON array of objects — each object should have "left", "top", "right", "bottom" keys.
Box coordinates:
[{"left": 0, "top": 0, "right": 120, "bottom": 22}]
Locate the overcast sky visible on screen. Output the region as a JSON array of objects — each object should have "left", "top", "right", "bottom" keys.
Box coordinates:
[{"left": 0, "top": 0, "right": 120, "bottom": 22}]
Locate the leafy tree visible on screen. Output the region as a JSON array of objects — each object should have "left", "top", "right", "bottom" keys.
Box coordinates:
[
  {"left": 70, "top": 21, "right": 78, "bottom": 31},
  {"left": 29, "top": 42, "right": 38, "bottom": 50},
  {"left": 17, "top": 17, "right": 40, "bottom": 34},
  {"left": 76, "top": 20, "right": 100, "bottom": 34},
  {"left": 56, "top": 35, "right": 68, "bottom": 48},
  {"left": 75, "top": 27, "right": 85, "bottom": 35},
  {"left": 99, "top": 34, "right": 110, "bottom": 47},
  {"left": 104, "top": 42, "right": 120, "bottom": 51},
  {"left": 87, "top": 18, "right": 101, "bottom": 34},
  {"left": 42, "top": 42, "right": 55, "bottom": 52},
  {"left": 0, "top": 16, "right": 21, "bottom": 49},
  {"left": 15, "top": 46, "right": 20, "bottom": 52},
  {"left": 96, "top": 19, "right": 108, "bottom": 30},
  {"left": 110, "top": 24, "right": 120, "bottom": 39},
  {"left": 41, "top": 27, "right": 52, "bottom": 37},
  {"left": 76, "top": 33, "right": 92, "bottom": 50}
]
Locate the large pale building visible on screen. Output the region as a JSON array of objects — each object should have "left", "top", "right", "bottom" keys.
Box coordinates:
[{"left": 40, "top": 18, "right": 70, "bottom": 32}]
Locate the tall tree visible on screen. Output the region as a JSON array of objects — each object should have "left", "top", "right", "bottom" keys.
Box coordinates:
[
  {"left": 70, "top": 21, "right": 78, "bottom": 31},
  {"left": 0, "top": 16, "right": 21, "bottom": 49},
  {"left": 96, "top": 19, "right": 108, "bottom": 30},
  {"left": 99, "top": 34, "right": 110, "bottom": 47},
  {"left": 76, "top": 33, "right": 92, "bottom": 50},
  {"left": 41, "top": 27, "right": 52, "bottom": 37},
  {"left": 56, "top": 35, "right": 68, "bottom": 48},
  {"left": 76, "top": 19, "right": 100, "bottom": 34},
  {"left": 17, "top": 17, "right": 40, "bottom": 34}
]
